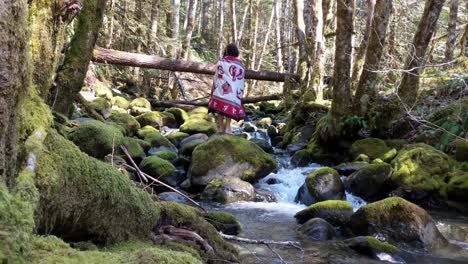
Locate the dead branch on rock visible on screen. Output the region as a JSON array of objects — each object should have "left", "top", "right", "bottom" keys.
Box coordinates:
[
  {"left": 219, "top": 233, "right": 302, "bottom": 250},
  {"left": 120, "top": 146, "right": 206, "bottom": 212},
  {"left": 151, "top": 225, "right": 214, "bottom": 252}
]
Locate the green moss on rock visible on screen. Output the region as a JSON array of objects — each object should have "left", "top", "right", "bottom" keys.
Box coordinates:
[
  {"left": 112, "top": 96, "right": 130, "bottom": 109},
  {"left": 455, "top": 140, "right": 468, "bottom": 162},
  {"left": 36, "top": 131, "right": 160, "bottom": 244},
  {"left": 205, "top": 211, "right": 242, "bottom": 235},
  {"left": 69, "top": 120, "right": 125, "bottom": 159},
  {"left": 351, "top": 138, "right": 390, "bottom": 160},
  {"left": 305, "top": 167, "right": 344, "bottom": 202},
  {"left": 139, "top": 156, "right": 176, "bottom": 181},
  {"left": 130, "top": 98, "right": 151, "bottom": 110},
  {"left": 151, "top": 150, "right": 177, "bottom": 161},
  {"left": 294, "top": 200, "right": 352, "bottom": 225},
  {"left": 144, "top": 132, "right": 176, "bottom": 149},
  {"left": 122, "top": 137, "right": 146, "bottom": 161},
  {"left": 108, "top": 112, "right": 141, "bottom": 136},
  {"left": 95, "top": 83, "right": 113, "bottom": 99},
  {"left": 189, "top": 135, "right": 277, "bottom": 185},
  {"left": 137, "top": 125, "right": 159, "bottom": 139},
  {"left": 136, "top": 111, "right": 167, "bottom": 128},
  {"left": 180, "top": 119, "right": 217, "bottom": 136},
  {"left": 90, "top": 97, "right": 112, "bottom": 113},
  {"left": 165, "top": 108, "right": 189, "bottom": 125},
  {"left": 364, "top": 236, "right": 400, "bottom": 254}
]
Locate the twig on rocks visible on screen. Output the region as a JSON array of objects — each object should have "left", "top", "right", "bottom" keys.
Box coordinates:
[
  {"left": 266, "top": 244, "right": 287, "bottom": 264},
  {"left": 219, "top": 233, "right": 302, "bottom": 250}
]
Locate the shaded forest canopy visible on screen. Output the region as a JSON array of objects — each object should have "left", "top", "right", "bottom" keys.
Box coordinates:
[{"left": 0, "top": 0, "right": 467, "bottom": 263}]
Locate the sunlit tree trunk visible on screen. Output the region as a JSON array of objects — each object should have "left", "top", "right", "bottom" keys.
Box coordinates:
[
  {"left": 351, "top": 0, "right": 376, "bottom": 90},
  {"left": 354, "top": 0, "right": 393, "bottom": 115},
  {"left": 148, "top": 0, "right": 159, "bottom": 52},
  {"left": 53, "top": 0, "right": 108, "bottom": 116},
  {"left": 322, "top": 0, "right": 335, "bottom": 32},
  {"left": 107, "top": 0, "right": 116, "bottom": 48},
  {"left": 218, "top": 0, "right": 225, "bottom": 58},
  {"left": 445, "top": 0, "right": 458, "bottom": 62},
  {"left": 275, "top": 0, "right": 284, "bottom": 72},
  {"left": 237, "top": 1, "right": 250, "bottom": 45},
  {"left": 398, "top": 0, "right": 445, "bottom": 106},
  {"left": 331, "top": 0, "right": 354, "bottom": 125},
  {"left": 293, "top": 0, "right": 310, "bottom": 92},
  {"left": 250, "top": 0, "right": 261, "bottom": 70},
  {"left": 310, "top": 0, "right": 325, "bottom": 101},
  {"left": 0, "top": 0, "right": 29, "bottom": 183},
  {"left": 181, "top": 0, "right": 198, "bottom": 59},
  {"left": 201, "top": 0, "right": 210, "bottom": 41},
  {"left": 230, "top": 0, "right": 238, "bottom": 43},
  {"left": 256, "top": 6, "right": 275, "bottom": 70},
  {"left": 281, "top": 0, "right": 290, "bottom": 72},
  {"left": 171, "top": 0, "right": 181, "bottom": 58}
]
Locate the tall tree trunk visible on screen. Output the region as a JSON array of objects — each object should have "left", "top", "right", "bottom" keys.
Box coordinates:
[
  {"left": 310, "top": 0, "right": 325, "bottom": 101},
  {"left": 256, "top": 6, "right": 275, "bottom": 70},
  {"left": 274, "top": 0, "right": 284, "bottom": 72},
  {"left": 181, "top": 0, "right": 198, "bottom": 59},
  {"left": 354, "top": 0, "right": 393, "bottom": 115},
  {"left": 171, "top": 0, "right": 181, "bottom": 58},
  {"left": 237, "top": 1, "right": 250, "bottom": 45},
  {"left": 0, "top": 0, "right": 29, "bottom": 183},
  {"left": 249, "top": 0, "right": 261, "bottom": 70},
  {"left": 397, "top": 0, "right": 445, "bottom": 106},
  {"left": 230, "top": 0, "right": 238, "bottom": 43},
  {"left": 445, "top": 0, "right": 458, "bottom": 62},
  {"left": 218, "top": 0, "right": 225, "bottom": 58},
  {"left": 281, "top": 0, "right": 290, "bottom": 72},
  {"left": 331, "top": 0, "right": 354, "bottom": 125},
  {"left": 52, "top": 0, "right": 108, "bottom": 116},
  {"left": 148, "top": 0, "right": 160, "bottom": 52},
  {"left": 293, "top": 0, "right": 311, "bottom": 93},
  {"left": 201, "top": 0, "right": 210, "bottom": 41},
  {"left": 351, "top": 0, "right": 376, "bottom": 90},
  {"left": 322, "top": 0, "right": 335, "bottom": 33},
  {"left": 107, "top": 0, "right": 116, "bottom": 48}
]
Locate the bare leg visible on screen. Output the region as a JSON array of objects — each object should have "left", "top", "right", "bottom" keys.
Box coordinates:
[
  {"left": 225, "top": 118, "right": 232, "bottom": 134},
  {"left": 217, "top": 114, "right": 225, "bottom": 133}
]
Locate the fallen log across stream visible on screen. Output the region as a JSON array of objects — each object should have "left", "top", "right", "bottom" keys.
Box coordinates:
[
  {"left": 148, "top": 94, "right": 282, "bottom": 109},
  {"left": 92, "top": 47, "right": 299, "bottom": 82}
]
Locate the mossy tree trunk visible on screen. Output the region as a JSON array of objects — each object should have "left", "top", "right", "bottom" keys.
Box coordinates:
[
  {"left": 354, "top": 0, "right": 393, "bottom": 115},
  {"left": 51, "top": 0, "right": 108, "bottom": 117},
  {"left": 309, "top": 0, "right": 325, "bottom": 101},
  {"left": 331, "top": 0, "right": 354, "bottom": 125},
  {"left": 397, "top": 0, "right": 445, "bottom": 107},
  {"left": 293, "top": 0, "right": 311, "bottom": 95},
  {"left": 0, "top": 0, "right": 29, "bottom": 184}
]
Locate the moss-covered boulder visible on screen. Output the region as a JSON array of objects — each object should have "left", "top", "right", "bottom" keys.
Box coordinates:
[
  {"left": 446, "top": 170, "right": 468, "bottom": 202},
  {"left": 189, "top": 135, "right": 277, "bottom": 186},
  {"left": 165, "top": 107, "right": 189, "bottom": 126},
  {"left": 130, "top": 98, "right": 151, "bottom": 115},
  {"left": 201, "top": 178, "right": 255, "bottom": 203},
  {"left": 160, "top": 111, "right": 179, "bottom": 128},
  {"left": 151, "top": 150, "right": 178, "bottom": 161},
  {"left": 344, "top": 236, "right": 399, "bottom": 257},
  {"left": 345, "top": 163, "right": 392, "bottom": 201},
  {"left": 179, "top": 118, "right": 217, "bottom": 136},
  {"left": 349, "top": 197, "right": 448, "bottom": 250},
  {"left": 334, "top": 162, "right": 369, "bottom": 176},
  {"left": 350, "top": 138, "right": 390, "bottom": 160},
  {"left": 298, "top": 218, "right": 335, "bottom": 241},
  {"left": 256, "top": 117, "right": 272, "bottom": 128},
  {"left": 305, "top": 168, "right": 344, "bottom": 203},
  {"left": 111, "top": 96, "right": 130, "bottom": 109},
  {"left": 36, "top": 131, "right": 160, "bottom": 244},
  {"left": 188, "top": 107, "right": 209, "bottom": 115},
  {"left": 249, "top": 138, "right": 273, "bottom": 153},
  {"left": 166, "top": 131, "right": 190, "bottom": 146},
  {"left": 139, "top": 156, "right": 177, "bottom": 184},
  {"left": 69, "top": 120, "right": 124, "bottom": 159},
  {"left": 205, "top": 211, "right": 242, "bottom": 235},
  {"left": 455, "top": 140, "right": 468, "bottom": 162},
  {"left": 90, "top": 97, "right": 112, "bottom": 116},
  {"left": 157, "top": 201, "right": 239, "bottom": 262},
  {"left": 122, "top": 137, "right": 146, "bottom": 162},
  {"left": 179, "top": 133, "right": 209, "bottom": 156},
  {"left": 144, "top": 132, "right": 177, "bottom": 152},
  {"left": 95, "top": 84, "right": 113, "bottom": 99},
  {"left": 137, "top": 125, "right": 159, "bottom": 139},
  {"left": 390, "top": 143, "right": 450, "bottom": 195},
  {"left": 136, "top": 111, "right": 168, "bottom": 129},
  {"left": 108, "top": 112, "right": 141, "bottom": 136},
  {"left": 294, "top": 200, "right": 353, "bottom": 226}
]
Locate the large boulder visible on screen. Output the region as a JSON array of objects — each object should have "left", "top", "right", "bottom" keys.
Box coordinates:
[
  {"left": 334, "top": 162, "right": 369, "bottom": 176},
  {"left": 166, "top": 131, "right": 190, "bottom": 147},
  {"left": 189, "top": 135, "right": 277, "bottom": 186},
  {"left": 349, "top": 197, "right": 448, "bottom": 250},
  {"left": 179, "top": 133, "right": 209, "bottom": 156},
  {"left": 345, "top": 163, "right": 392, "bottom": 201},
  {"left": 129, "top": 98, "right": 151, "bottom": 115},
  {"left": 390, "top": 143, "right": 450, "bottom": 195},
  {"left": 179, "top": 118, "right": 217, "bottom": 136},
  {"left": 111, "top": 96, "right": 130, "bottom": 109},
  {"left": 137, "top": 125, "right": 158, "bottom": 139},
  {"left": 305, "top": 167, "right": 345, "bottom": 203},
  {"left": 295, "top": 200, "right": 353, "bottom": 226},
  {"left": 69, "top": 120, "right": 124, "bottom": 159},
  {"left": 350, "top": 138, "right": 390, "bottom": 160},
  {"left": 205, "top": 211, "right": 242, "bottom": 235},
  {"left": 298, "top": 218, "right": 335, "bottom": 241},
  {"left": 139, "top": 156, "right": 178, "bottom": 185},
  {"left": 144, "top": 132, "right": 177, "bottom": 152},
  {"left": 249, "top": 138, "right": 273, "bottom": 153},
  {"left": 107, "top": 112, "right": 141, "bottom": 136},
  {"left": 201, "top": 178, "right": 255, "bottom": 203},
  {"left": 165, "top": 107, "right": 189, "bottom": 126},
  {"left": 136, "top": 111, "right": 173, "bottom": 129}
]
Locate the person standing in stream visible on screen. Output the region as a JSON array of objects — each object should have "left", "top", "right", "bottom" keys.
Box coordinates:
[{"left": 208, "top": 43, "right": 246, "bottom": 134}]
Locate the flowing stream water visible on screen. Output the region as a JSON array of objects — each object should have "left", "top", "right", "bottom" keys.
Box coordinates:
[{"left": 203, "top": 124, "right": 468, "bottom": 263}]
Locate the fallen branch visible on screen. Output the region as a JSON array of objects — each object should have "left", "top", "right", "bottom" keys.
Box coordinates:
[
  {"left": 120, "top": 146, "right": 206, "bottom": 212},
  {"left": 152, "top": 225, "right": 214, "bottom": 252},
  {"left": 149, "top": 94, "right": 282, "bottom": 108},
  {"left": 219, "top": 233, "right": 302, "bottom": 250}
]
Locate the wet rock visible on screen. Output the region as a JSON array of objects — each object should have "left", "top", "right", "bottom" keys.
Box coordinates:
[
  {"left": 254, "top": 188, "right": 277, "bottom": 202},
  {"left": 286, "top": 142, "right": 307, "bottom": 153},
  {"left": 205, "top": 211, "right": 242, "bottom": 235},
  {"left": 306, "top": 168, "right": 345, "bottom": 202},
  {"left": 267, "top": 125, "right": 279, "bottom": 137},
  {"left": 265, "top": 178, "right": 282, "bottom": 185},
  {"left": 144, "top": 132, "right": 177, "bottom": 152},
  {"left": 345, "top": 163, "right": 392, "bottom": 201},
  {"left": 179, "top": 118, "right": 217, "bottom": 136},
  {"left": 166, "top": 131, "right": 190, "bottom": 147},
  {"left": 243, "top": 123, "right": 256, "bottom": 132},
  {"left": 158, "top": 192, "right": 191, "bottom": 204},
  {"left": 179, "top": 133, "right": 209, "bottom": 156},
  {"left": 271, "top": 136, "right": 283, "bottom": 147},
  {"left": 436, "top": 222, "right": 468, "bottom": 242},
  {"left": 201, "top": 178, "right": 255, "bottom": 203},
  {"left": 189, "top": 135, "right": 277, "bottom": 186},
  {"left": 291, "top": 149, "right": 313, "bottom": 167},
  {"left": 295, "top": 200, "right": 353, "bottom": 226},
  {"left": 298, "top": 218, "right": 335, "bottom": 241},
  {"left": 249, "top": 138, "right": 273, "bottom": 153},
  {"left": 350, "top": 138, "right": 390, "bottom": 160},
  {"left": 334, "top": 162, "right": 369, "bottom": 176},
  {"left": 350, "top": 197, "right": 448, "bottom": 250},
  {"left": 344, "top": 236, "right": 399, "bottom": 257},
  {"left": 295, "top": 184, "right": 315, "bottom": 206},
  {"left": 291, "top": 125, "right": 316, "bottom": 145}
]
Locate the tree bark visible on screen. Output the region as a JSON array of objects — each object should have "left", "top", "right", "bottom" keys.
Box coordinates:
[
  {"left": 201, "top": 0, "right": 210, "bottom": 41},
  {"left": 397, "top": 0, "right": 445, "bottom": 106},
  {"left": 351, "top": 0, "right": 376, "bottom": 90},
  {"left": 148, "top": 0, "right": 160, "bottom": 51},
  {"left": 107, "top": 0, "right": 116, "bottom": 48},
  {"left": 331, "top": 0, "right": 354, "bottom": 124},
  {"left": 181, "top": 0, "right": 198, "bottom": 59},
  {"left": 445, "top": 0, "right": 458, "bottom": 62},
  {"left": 92, "top": 47, "right": 299, "bottom": 82},
  {"left": 354, "top": 0, "right": 393, "bottom": 115},
  {"left": 171, "top": 0, "right": 181, "bottom": 58},
  {"left": 310, "top": 0, "right": 325, "bottom": 101},
  {"left": 230, "top": 0, "right": 238, "bottom": 43},
  {"left": 52, "top": 0, "right": 108, "bottom": 117},
  {"left": 256, "top": 6, "right": 276, "bottom": 70},
  {"left": 0, "top": 0, "right": 29, "bottom": 183},
  {"left": 274, "top": 0, "right": 284, "bottom": 72},
  {"left": 249, "top": 0, "right": 261, "bottom": 71},
  {"left": 237, "top": 1, "right": 251, "bottom": 45},
  {"left": 218, "top": 0, "right": 225, "bottom": 57},
  {"left": 293, "top": 0, "right": 311, "bottom": 91}
]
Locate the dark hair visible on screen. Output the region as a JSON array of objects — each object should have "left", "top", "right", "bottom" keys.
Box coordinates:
[{"left": 224, "top": 43, "right": 239, "bottom": 57}]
